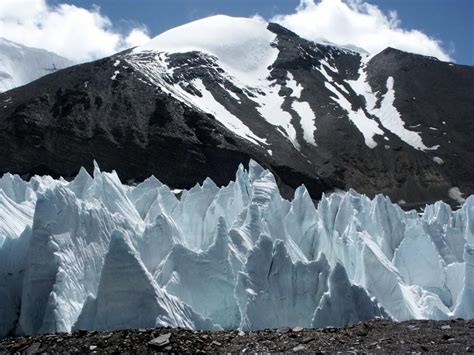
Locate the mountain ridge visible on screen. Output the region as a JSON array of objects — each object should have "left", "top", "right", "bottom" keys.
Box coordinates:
[{"left": 0, "top": 16, "right": 473, "bottom": 208}]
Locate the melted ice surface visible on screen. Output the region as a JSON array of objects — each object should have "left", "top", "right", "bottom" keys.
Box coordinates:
[{"left": 0, "top": 161, "right": 473, "bottom": 336}]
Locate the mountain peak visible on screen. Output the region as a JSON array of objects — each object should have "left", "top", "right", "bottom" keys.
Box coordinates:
[
  {"left": 1, "top": 16, "right": 473, "bottom": 208},
  {"left": 134, "top": 15, "right": 277, "bottom": 77},
  {"left": 267, "top": 22, "right": 299, "bottom": 37}
]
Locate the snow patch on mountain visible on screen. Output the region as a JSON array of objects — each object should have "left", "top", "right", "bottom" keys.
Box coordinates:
[
  {"left": 191, "top": 79, "right": 267, "bottom": 145},
  {"left": 286, "top": 73, "right": 303, "bottom": 99},
  {"left": 253, "top": 81, "right": 298, "bottom": 148},
  {"left": 126, "top": 52, "right": 268, "bottom": 145},
  {"left": 292, "top": 100, "right": 317, "bottom": 145},
  {"left": 318, "top": 62, "right": 383, "bottom": 148},
  {"left": 372, "top": 77, "right": 438, "bottom": 151},
  {"left": 347, "top": 57, "right": 437, "bottom": 151}
]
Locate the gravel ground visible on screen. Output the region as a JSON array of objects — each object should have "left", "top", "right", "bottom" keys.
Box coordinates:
[{"left": 0, "top": 319, "right": 473, "bottom": 353}]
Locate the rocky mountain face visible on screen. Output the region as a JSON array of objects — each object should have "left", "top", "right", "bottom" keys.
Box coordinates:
[
  {"left": 0, "top": 38, "right": 72, "bottom": 93},
  {"left": 0, "top": 16, "right": 472, "bottom": 207}
]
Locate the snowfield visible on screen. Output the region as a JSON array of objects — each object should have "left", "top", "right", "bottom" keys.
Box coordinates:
[
  {"left": 0, "top": 161, "right": 473, "bottom": 336},
  {"left": 0, "top": 38, "right": 72, "bottom": 93}
]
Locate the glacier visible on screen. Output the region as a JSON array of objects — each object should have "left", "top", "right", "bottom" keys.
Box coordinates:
[{"left": 0, "top": 160, "right": 473, "bottom": 336}]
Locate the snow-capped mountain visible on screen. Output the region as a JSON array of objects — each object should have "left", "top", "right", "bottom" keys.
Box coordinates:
[
  {"left": 0, "top": 38, "right": 73, "bottom": 93},
  {"left": 0, "top": 15, "right": 473, "bottom": 208},
  {"left": 0, "top": 161, "right": 472, "bottom": 336}
]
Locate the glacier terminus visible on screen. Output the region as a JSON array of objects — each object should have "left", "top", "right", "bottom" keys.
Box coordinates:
[{"left": 0, "top": 160, "right": 473, "bottom": 337}]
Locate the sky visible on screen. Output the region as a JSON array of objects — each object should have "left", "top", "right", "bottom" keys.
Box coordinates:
[{"left": 0, "top": 0, "right": 472, "bottom": 65}]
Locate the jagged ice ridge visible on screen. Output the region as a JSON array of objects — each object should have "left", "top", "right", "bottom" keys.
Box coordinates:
[{"left": 0, "top": 160, "right": 473, "bottom": 336}]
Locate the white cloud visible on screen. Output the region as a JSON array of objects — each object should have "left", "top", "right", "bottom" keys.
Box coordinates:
[
  {"left": 0, "top": 0, "right": 151, "bottom": 62},
  {"left": 125, "top": 27, "right": 152, "bottom": 48},
  {"left": 272, "top": 0, "right": 452, "bottom": 61}
]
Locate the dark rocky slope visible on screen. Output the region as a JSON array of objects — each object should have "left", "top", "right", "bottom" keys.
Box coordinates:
[
  {"left": 0, "top": 320, "right": 472, "bottom": 353},
  {"left": 0, "top": 22, "right": 473, "bottom": 207}
]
